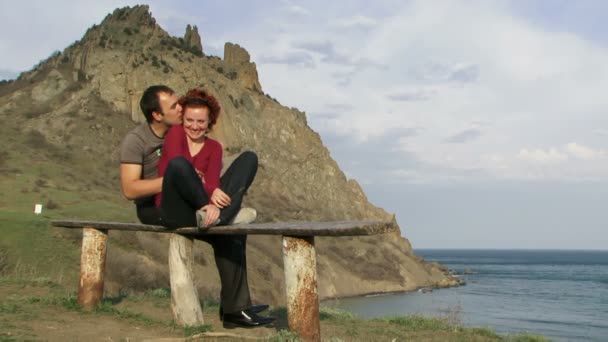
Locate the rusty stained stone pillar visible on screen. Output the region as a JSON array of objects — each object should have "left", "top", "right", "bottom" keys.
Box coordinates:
[
  {"left": 78, "top": 227, "right": 108, "bottom": 310},
  {"left": 282, "top": 236, "right": 320, "bottom": 342}
]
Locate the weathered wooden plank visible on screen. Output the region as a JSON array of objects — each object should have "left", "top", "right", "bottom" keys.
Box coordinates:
[{"left": 51, "top": 220, "right": 398, "bottom": 236}]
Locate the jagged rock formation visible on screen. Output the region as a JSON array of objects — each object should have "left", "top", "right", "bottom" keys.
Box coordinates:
[
  {"left": 223, "top": 42, "right": 263, "bottom": 92},
  {"left": 224, "top": 42, "right": 251, "bottom": 64},
  {"left": 0, "top": 5, "right": 461, "bottom": 304},
  {"left": 183, "top": 24, "right": 203, "bottom": 55}
]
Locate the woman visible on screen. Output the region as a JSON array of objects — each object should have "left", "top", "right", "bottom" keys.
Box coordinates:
[
  {"left": 156, "top": 88, "right": 257, "bottom": 229},
  {"left": 155, "top": 88, "right": 273, "bottom": 328}
]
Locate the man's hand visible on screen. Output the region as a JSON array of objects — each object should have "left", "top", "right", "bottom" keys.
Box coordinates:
[
  {"left": 120, "top": 163, "right": 163, "bottom": 199},
  {"left": 211, "top": 188, "right": 231, "bottom": 208},
  {"left": 201, "top": 204, "right": 220, "bottom": 227}
]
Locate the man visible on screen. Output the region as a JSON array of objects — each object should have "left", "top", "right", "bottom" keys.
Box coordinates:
[{"left": 119, "top": 85, "right": 274, "bottom": 328}]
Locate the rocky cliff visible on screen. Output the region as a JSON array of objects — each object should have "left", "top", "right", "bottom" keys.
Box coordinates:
[
  {"left": 183, "top": 24, "right": 203, "bottom": 55},
  {"left": 0, "top": 5, "right": 461, "bottom": 304}
]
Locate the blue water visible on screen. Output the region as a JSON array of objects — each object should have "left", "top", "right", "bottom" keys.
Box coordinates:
[{"left": 324, "top": 249, "right": 608, "bottom": 341}]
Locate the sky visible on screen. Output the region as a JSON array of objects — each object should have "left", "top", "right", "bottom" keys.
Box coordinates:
[{"left": 1, "top": 0, "right": 607, "bottom": 249}]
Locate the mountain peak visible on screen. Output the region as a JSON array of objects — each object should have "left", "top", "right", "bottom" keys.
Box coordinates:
[{"left": 101, "top": 5, "right": 156, "bottom": 28}]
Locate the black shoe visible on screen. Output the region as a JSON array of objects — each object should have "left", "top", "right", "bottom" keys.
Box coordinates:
[
  {"left": 250, "top": 304, "right": 270, "bottom": 314},
  {"left": 219, "top": 304, "right": 270, "bottom": 321},
  {"left": 222, "top": 309, "right": 275, "bottom": 328}
]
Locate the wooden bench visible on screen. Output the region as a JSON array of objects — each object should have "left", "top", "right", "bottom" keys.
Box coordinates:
[{"left": 51, "top": 220, "right": 398, "bottom": 342}]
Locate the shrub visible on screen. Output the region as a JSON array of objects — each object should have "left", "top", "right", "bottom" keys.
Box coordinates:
[
  {"left": 25, "top": 130, "right": 47, "bottom": 149},
  {"left": 123, "top": 27, "right": 133, "bottom": 35},
  {"left": 267, "top": 330, "right": 301, "bottom": 342},
  {"left": 45, "top": 199, "right": 59, "bottom": 210},
  {"left": 99, "top": 33, "right": 108, "bottom": 47},
  {"left": 0, "top": 151, "right": 8, "bottom": 168},
  {"left": 228, "top": 94, "right": 239, "bottom": 108},
  {"left": 35, "top": 179, "right": 47, "bottom": 188},
  {"left": 385, "top": 315, "right": 453, "bottom": 331},
  {"left": 183, "top": 325, "right": 212, "bottom": 336},
  {"left": 320, "top": 307, "right": 355, "bottom": 321},
  {"left": 186, "top": 46, "right": 203, "bottom": 57},
  {"left": 147, "top": 288, "right": 170, "bottom": 298},
  {"left": 0, "top": 248, "right": 7, "bottom": 274},
  {"left": 77, "top": 70, "right": 87, "bottom": 82}
]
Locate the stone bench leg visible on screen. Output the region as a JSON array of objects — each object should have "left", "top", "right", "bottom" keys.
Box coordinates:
[
  {"left": 169, "top": 234, "right": 204, "bottom": 326},
  {"left": 282, "top": 236, "right": 321, "bottom": 342},
  {"left": 78, "top": 227, "right": 108, "bottom": 310}
]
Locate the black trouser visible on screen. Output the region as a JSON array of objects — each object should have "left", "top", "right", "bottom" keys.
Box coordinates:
[
  {"left": 159, "top": 151, "right": 258, "bottom": 228},
  {"left": 137, "top": 151, "right": 258, "bottom": 313}
]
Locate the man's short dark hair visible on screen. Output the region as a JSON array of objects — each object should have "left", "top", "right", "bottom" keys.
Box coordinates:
[{"left": 140, "top": 85, "right": 175, "bottom": 123}]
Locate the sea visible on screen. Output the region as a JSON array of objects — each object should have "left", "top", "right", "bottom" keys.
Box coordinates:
[{"left": 324, "top": 249, "right": 608, "bottom": 341}]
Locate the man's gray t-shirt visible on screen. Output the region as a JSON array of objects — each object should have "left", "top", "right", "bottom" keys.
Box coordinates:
[{"left": 119, "top": 122, "right": 164, "bottom": 208}]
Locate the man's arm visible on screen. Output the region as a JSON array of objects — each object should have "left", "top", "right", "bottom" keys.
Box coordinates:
[{"left": 120, "top": 163, "right": 163, "bottom": 200}]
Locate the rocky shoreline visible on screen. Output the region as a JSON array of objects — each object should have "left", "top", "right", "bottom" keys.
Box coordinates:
[{"left": 321, "top": 275, "right": 465, "bottom": 301}]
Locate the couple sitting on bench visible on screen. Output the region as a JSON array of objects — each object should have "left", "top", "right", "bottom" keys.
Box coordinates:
[{"left": 119, "top": 85, "right": 275, "bottom": 328}]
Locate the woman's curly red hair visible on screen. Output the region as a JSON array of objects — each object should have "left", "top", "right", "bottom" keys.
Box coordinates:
[{"left": 178, "top": 88, "right": 221, "bottom": 131}]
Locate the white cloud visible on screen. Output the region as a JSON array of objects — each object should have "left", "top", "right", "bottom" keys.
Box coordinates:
[
  {"left": 387, "top": 86, "right": 438, "bottom": 102},
  {"left": 565, "top": 143, "right": 605, "bottom": 160},
  {"left": 286, "top": 5, "right": 309, "bottom": 16},
  {"left": 332, "top": 15, "right": 377, "bottom": 29},
  {"left": 593, "top": 129, "right": 608, "bottom": 137},
  {"left": 517, "top": 148, "right": 568, "bottom": 164}
]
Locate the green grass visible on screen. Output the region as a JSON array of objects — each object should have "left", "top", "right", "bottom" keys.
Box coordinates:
[
  {"left": 0, "top": 280, "right": 550, "bottom": 342},
  {"left": 319, "top": 306, "right": 356, "bottom": 321},
  {"left": 11, "top": 292, "right": 177, "bottom": 329},
  {"left": 265, "top": 329, "right": 302, "bottom": 342},
  {"left": 147, "top": 287, "right": 171, "bottom": 299},
  {"left": 505, "top": 334, "right": 551, "bottom": 342},
  {"left": 0, "top": 336, "right": 20, "bottom": 342},
  {"left": 0, "top": 212, "right": 79, "bottom": 284},
  {"left": 384, "top": 314, "right": 455, "bottom": 331},
  {"left": 0, "top": 287, "right": 215, "bottom": 338},
  {"left": 0, "top": 303, "right": 19, "bottom": 314},
  {"left": 182, "top": 324, "right": 213, "bottom": 336}
]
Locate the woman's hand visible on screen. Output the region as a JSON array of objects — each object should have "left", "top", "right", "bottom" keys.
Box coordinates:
[
  {"left": 195, "top": 169, "right": 206, "bottom": 184},
  {"left": 211, "top": 188, "right": 231, "bottom": 208},
  {"left": 201, "top": 204, "right": 220, "bottom": 227}
]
